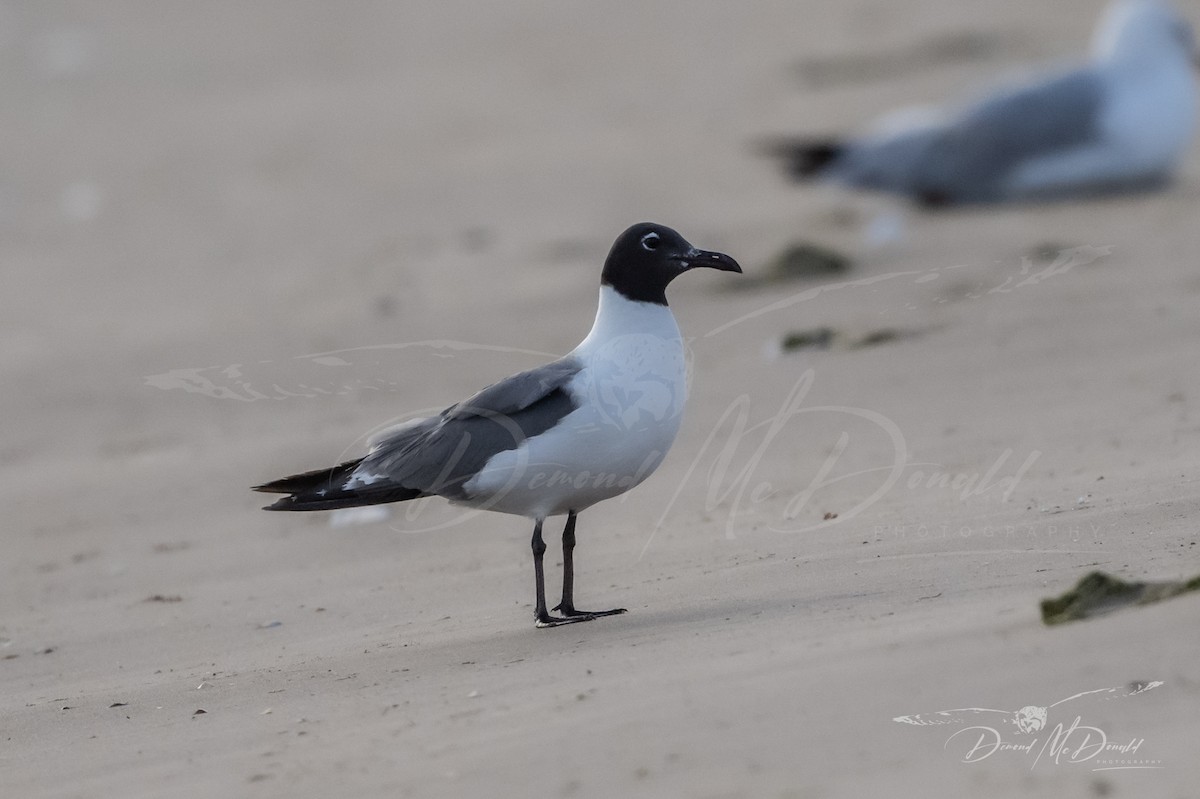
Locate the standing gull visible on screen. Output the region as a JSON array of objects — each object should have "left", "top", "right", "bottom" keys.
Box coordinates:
[
  {"left": 764, "top": 1, "right": 1198, "bottom": 205},
  {"left": 253, "top": 223, "right": 741, "bottom": 628}
]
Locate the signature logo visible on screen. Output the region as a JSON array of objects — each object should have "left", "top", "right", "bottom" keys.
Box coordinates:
[
  {"left": 646, "top": 369, "right": 1038, "bottom": 546},
  {"left": 895, "top": 681, "right": 1165, "bottom": 770}
]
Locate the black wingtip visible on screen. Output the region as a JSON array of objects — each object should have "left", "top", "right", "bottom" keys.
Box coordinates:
[
  {"left": 257, "top": 484, "right": 428, "bottom": 512},
  {"left": 252, "top": 459, "right": 364, "bottom": 496},
  {"left": 253, "top": 458, "right": 429, "bottom": 512},
  {"left": 756, "top": 137, "right": 845, "bottom": 180}
]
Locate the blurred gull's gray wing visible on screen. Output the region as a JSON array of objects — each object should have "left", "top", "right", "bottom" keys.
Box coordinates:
[
  {"left": 835, "top": 68, "right": 1106, "bottom": 203},
  {"left": 925, "top": 69, "right": 1106, "bottom": 201},
  {"left": 358, "top": 356, "right": 583, "bottom": 501}
]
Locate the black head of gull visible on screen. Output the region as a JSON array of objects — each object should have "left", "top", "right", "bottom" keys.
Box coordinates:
[{"left": 601, "top": 222, "right": 741, "bottom": 306}]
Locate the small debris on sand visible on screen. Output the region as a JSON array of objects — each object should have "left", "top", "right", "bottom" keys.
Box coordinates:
[
  {"left": 781, "top": 327, "right": 836, "bottom": 352},
  {"left": 726, "top": 242, "right": 853, "bottom": 293},
  {"left": 765, "top": 242, "right": 851, "bottom": 280},
  {"left": 1026, "top": 242, "right": 1077, "bottom": 264},
  {"left": 779, "top": 327, "right": 919, "bottom": 353},
  {"left": 1041, "top": 571, "right": 1200, "bottom": 625}
]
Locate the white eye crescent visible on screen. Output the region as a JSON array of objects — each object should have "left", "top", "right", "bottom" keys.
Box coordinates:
[{"left": 640, "top": 232, "right": 661, "bottom": 251}]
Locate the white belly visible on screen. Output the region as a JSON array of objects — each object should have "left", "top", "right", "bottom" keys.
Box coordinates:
[
  {"left": 1100, "top": 64, "right": 1197, "bottom": 175},
  {"left": 1006, "top": 60, "right": 1196, "bottom": 197}
]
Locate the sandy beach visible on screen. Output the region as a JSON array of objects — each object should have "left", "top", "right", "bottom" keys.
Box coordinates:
[{"left": 3, "top": 2, "right": 1199, "bottom": 797}]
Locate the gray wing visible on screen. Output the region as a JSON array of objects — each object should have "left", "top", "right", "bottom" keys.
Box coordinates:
[
  {"left": 837, "top": 68, "right": 1105, "bottom": 203},
  {"left": 358, "top": 356, "right": 583, "bottom": 501},
  {"left": 928, "top": 68, "right": 1106, "bottom": 201},
  {"left": 367, "top": 416, "right": 439, "bottom": 454},
  {"left": 444, "top": 356, "right": 582, "bottom": 420}
]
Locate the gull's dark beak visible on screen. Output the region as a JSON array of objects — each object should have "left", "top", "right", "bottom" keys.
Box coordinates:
[{"left": 677, "top": 248, "right": 742, "bottom": 274}]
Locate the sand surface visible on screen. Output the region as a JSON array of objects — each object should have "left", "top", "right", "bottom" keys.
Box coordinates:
[{"left": 3, "top": 2, "right": 1199, "bottom": 797}]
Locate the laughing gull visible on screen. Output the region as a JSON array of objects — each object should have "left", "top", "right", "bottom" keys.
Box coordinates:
[
  {"left": 254, "top": 223, "right": 741, "bottom": 628},
  {"left": 764, "top": 0, "right": 1198, "bottom": 205}
]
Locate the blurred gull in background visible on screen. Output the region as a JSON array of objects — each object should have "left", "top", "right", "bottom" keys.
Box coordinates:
[{"left": 764, "top": 0, "right": 1199, "bottom": 206}]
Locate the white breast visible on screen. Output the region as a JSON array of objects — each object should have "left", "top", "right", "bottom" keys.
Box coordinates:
[
  {"left": 1101, "top": 58, "right": 1197, "bottom": 174},
  {"left": 462, "top": 287, "right": 690, "bottom": 519}
]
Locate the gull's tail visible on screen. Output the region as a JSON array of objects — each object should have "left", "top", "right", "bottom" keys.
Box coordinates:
[
  {"left": 757, "top": 137, "right": 845, "bottom": 180},
  {"left": 252, "top": 459, "right": 427, "bottom": 511}
]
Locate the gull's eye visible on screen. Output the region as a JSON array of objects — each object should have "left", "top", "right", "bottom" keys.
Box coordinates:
[{"left": 641, "top": 232, "right": 661, "bottom": 251}]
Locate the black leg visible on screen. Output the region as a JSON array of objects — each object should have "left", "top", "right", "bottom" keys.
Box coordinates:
[
  {"left": 558, "top": 510, "right": 577, "bottom": 612},
  {"left": 552, "top": 511, "right": 626, "bottom": 619},
  {"left": 532, "top": 517, "right": 593, "bottom": 628}
]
